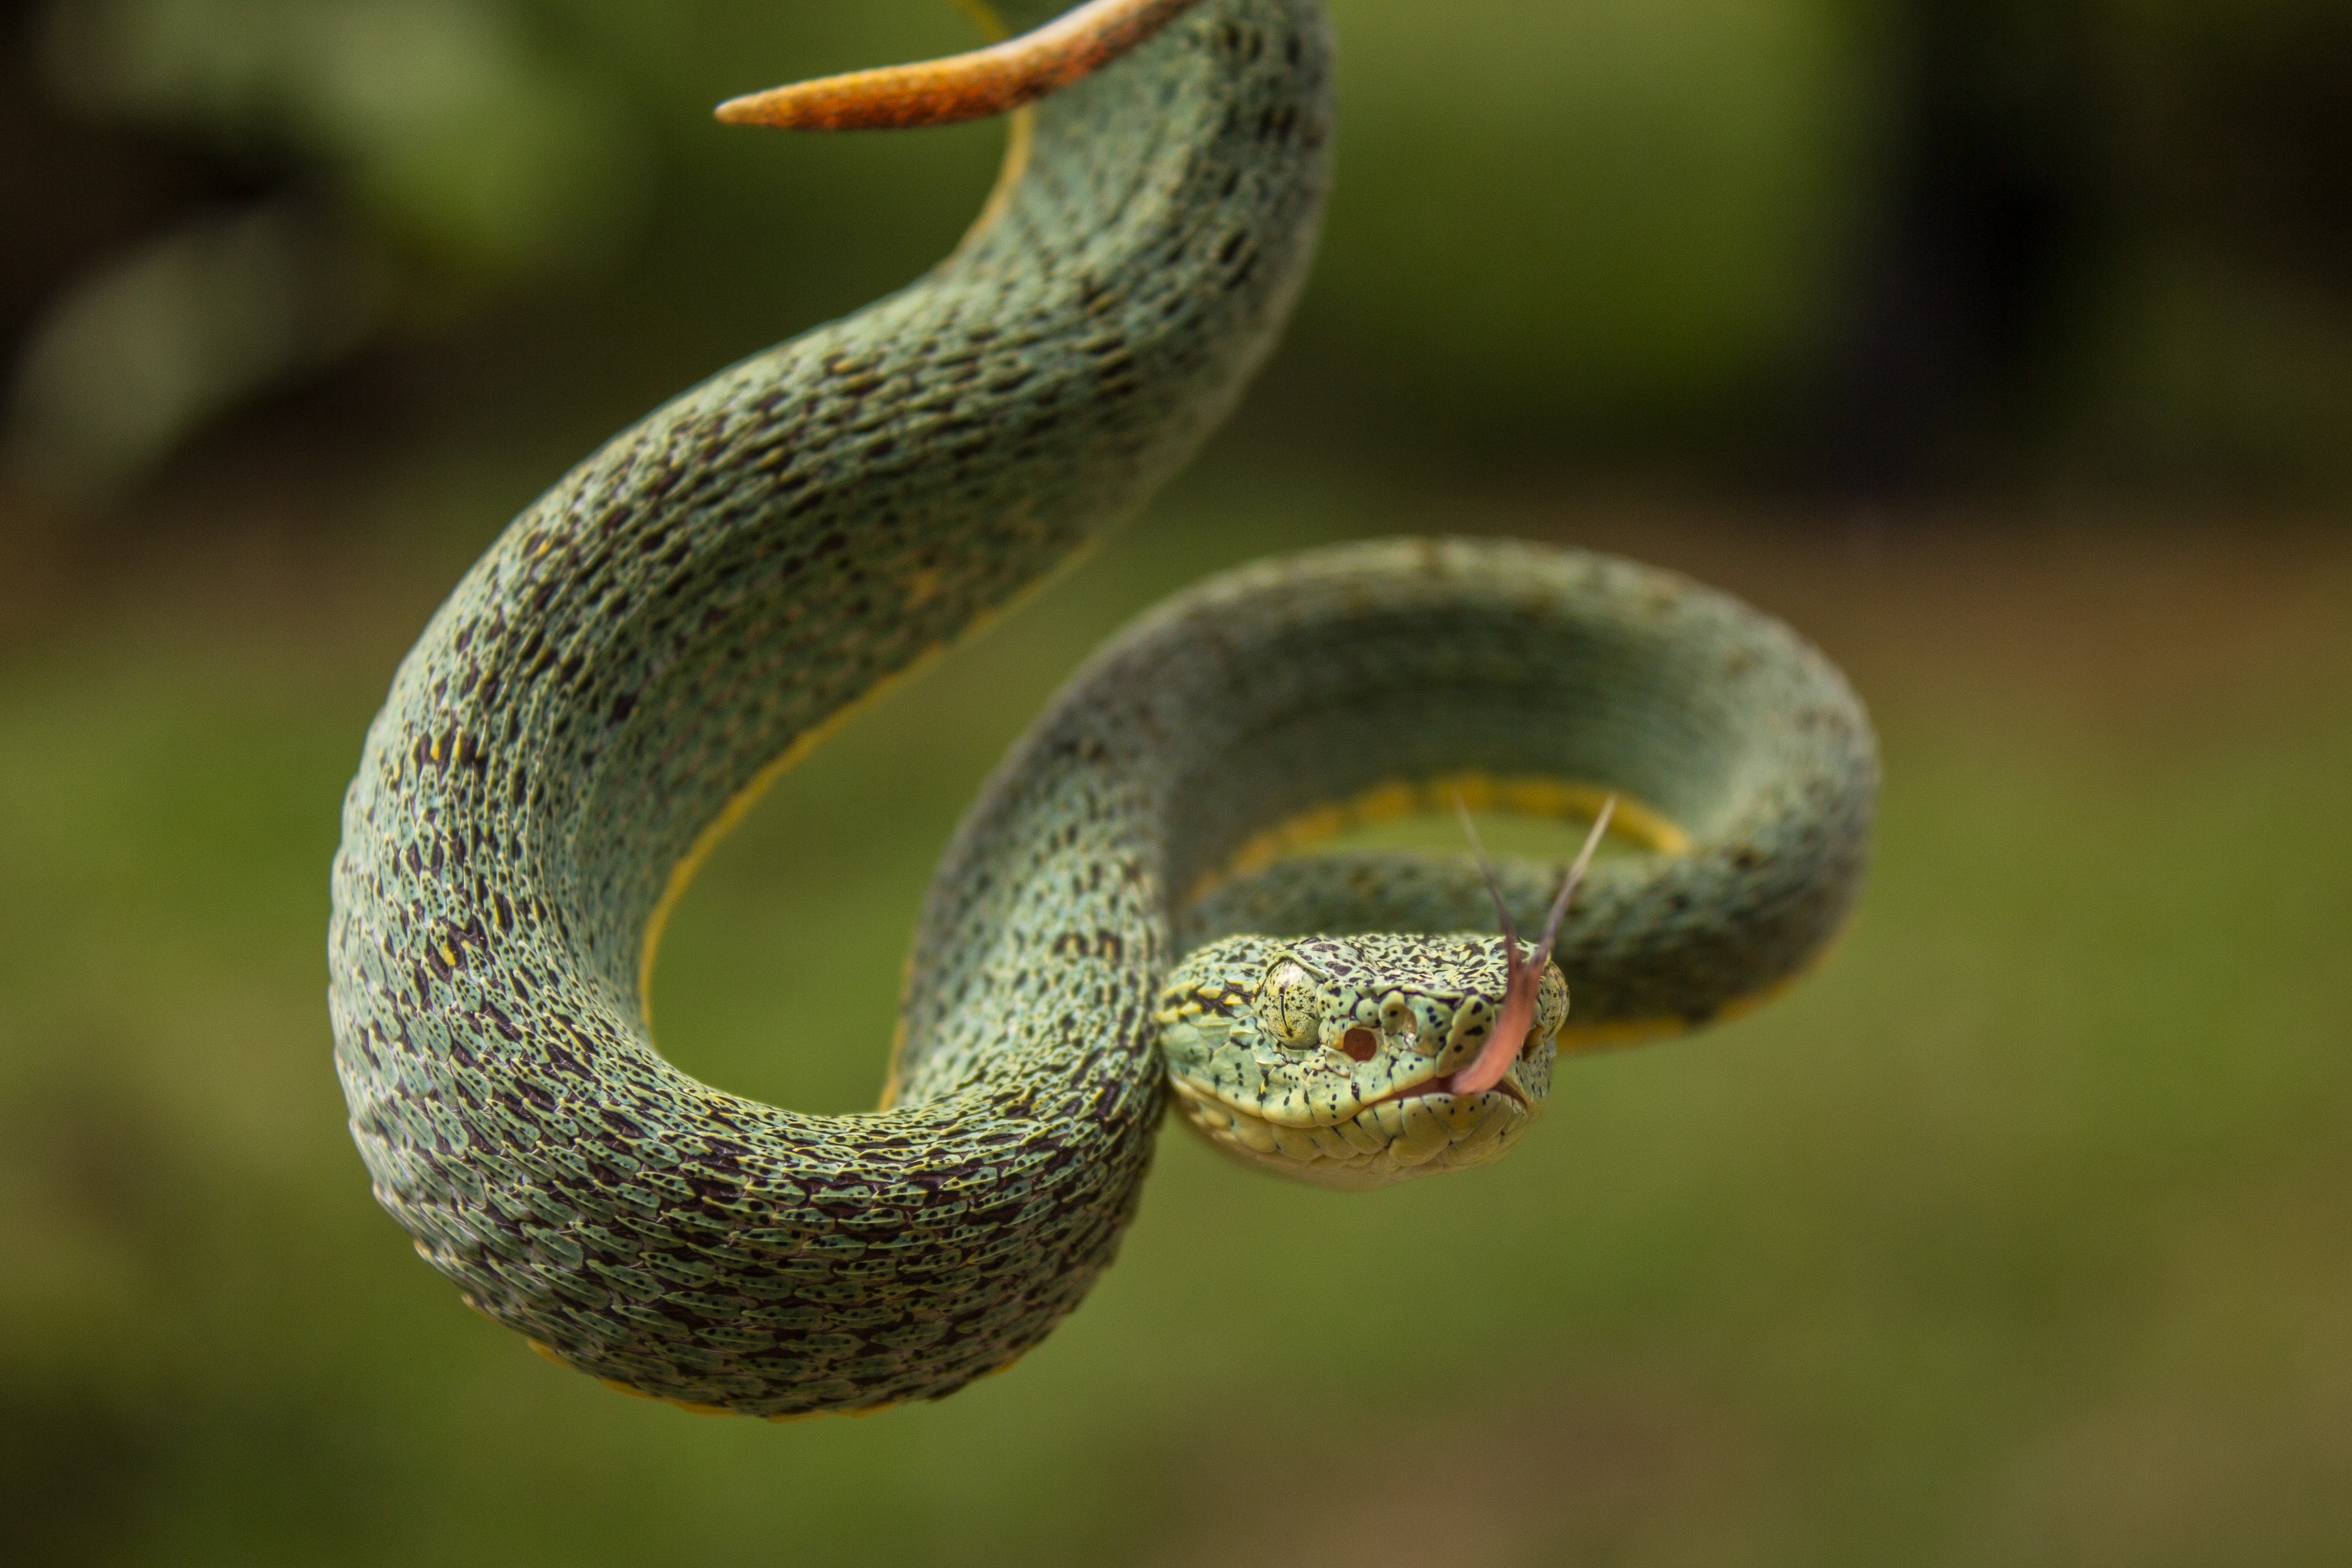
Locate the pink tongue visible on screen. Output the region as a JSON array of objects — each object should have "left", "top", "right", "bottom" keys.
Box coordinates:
[{"left": 1449, "top": 966, "right": 1539, "bottom": 1096}]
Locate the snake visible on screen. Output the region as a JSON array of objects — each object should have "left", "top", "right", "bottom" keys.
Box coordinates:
[{"left": 327, "top": 0, "right": 1877, "bottom": 1421}]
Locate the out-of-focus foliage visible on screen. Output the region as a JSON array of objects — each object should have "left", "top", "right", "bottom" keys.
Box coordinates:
[
  {"left": 4, "top": 204, "right": 380, "bottom": 495},
  {"left": 45, "top": 0, "right": 647, "bottom": 281},
  {"left": 3, "top": 495, "right": 2349, "bottom": 1565},
  {"left": 1290, "top": 0, "right": 1864, "bottom": 452},
  {"left": 4, "top": 4, "right": 2351, "bottom": 1563},
  {"left": 2064, "top": 0, "right": 2352, "bottom": 489},
  {"left": 5, "top": 0, "right": 2350, "bottom": 499},
  {"left": 7, "top": 0, "right": 649, "bottom": 493}
]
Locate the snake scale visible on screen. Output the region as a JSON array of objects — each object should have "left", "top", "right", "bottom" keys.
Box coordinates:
[{"left": 328, "top": 0, "right": 1877, "bottom": 1420}]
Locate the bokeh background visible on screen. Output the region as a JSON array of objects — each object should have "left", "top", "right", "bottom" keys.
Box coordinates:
[{"left": 4, "top": 1, "right": 2350, "bottom": 1564}]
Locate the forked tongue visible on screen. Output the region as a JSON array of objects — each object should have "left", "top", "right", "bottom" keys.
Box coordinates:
[{"left": 1449, "top": 797, "right": 1617, "bottom": 1096}]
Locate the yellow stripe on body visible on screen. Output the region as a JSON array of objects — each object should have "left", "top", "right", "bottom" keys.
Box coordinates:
[
  {"left": 1181, "top": 772, "right": 1692, "bottom": 908},
  {"left": 1175, "top": 773, "right": 1717, "bottom": 1046},
  {"left": 958, "top": 107, "right": 1035, "bottom": 252},
  {"left": 635, "top": 51, "right": 1070, "bottom": 1031},
  {"left": 632, "top": 645, "right": 951, "bottom": 1026},
  {"left": 634, "top": 538, "right": 1103, "bottom": 1076}
]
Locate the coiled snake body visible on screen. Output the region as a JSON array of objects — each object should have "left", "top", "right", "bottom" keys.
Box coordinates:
[{"left": 328, "top": 0, "right": 1876, "bottom": 1419}]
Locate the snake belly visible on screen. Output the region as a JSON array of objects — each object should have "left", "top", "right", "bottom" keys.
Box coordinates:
[{"left": 328, "top": 0, "right": 1877, "bottom": 1422}]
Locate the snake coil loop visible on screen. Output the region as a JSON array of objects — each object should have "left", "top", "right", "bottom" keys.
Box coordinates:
[{"left": 328, "top": 0, "right": 1874, "bottom": 1418}]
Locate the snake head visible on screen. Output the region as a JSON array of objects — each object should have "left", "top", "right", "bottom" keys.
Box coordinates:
[{"left": 1157, "top": 934, "right": 1567, "bottom": 1190}]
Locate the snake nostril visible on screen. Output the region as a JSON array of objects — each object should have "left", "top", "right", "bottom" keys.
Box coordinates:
[{"left": 1341, "top": 1027, "right": 1379, "bottom": 1062}]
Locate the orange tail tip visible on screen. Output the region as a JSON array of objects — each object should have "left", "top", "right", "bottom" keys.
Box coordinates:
[{"left": 716, "top": 0, "right": 1207, "bottom": 132}]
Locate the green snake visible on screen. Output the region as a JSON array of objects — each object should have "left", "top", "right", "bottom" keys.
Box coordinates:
[{"left": 328, "top": 0, "right": 1877, "bottom": 1420}]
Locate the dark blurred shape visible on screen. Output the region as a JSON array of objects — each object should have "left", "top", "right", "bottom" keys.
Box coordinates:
[
  {"left": 4, "top": 201, "right": 384, "bottom": 497},
  {"left": 2132, "top": 0, "right": 2352, "bottom": 299},
  {"left": 2071, "top": 0, "right": 2352, "bottom": 492},
  {"left": 5, "top": 0, "right": 648, "bottom": 502},
  {"left": 1814, "top": 0, "right": 2112, "bottom": 492},
  {"left": 1817, "top": 0, "right": 2352, "bottom": 496}
]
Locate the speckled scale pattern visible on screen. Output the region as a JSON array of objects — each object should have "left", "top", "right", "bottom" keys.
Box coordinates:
[
  {"left": 990, "top": 537, "right": 1872, "bottom": 1185},
  {"left": 330, "top": 0, "right": 1879, "bottom": 1421},
  {"left": 330, "top": 0, "right": 1335, "bottom": 1417},
  {"left": 1165, "top": 544, "right": 1879, "bottom": 1037},
  {"left": 1155, "top": 932, "right": 1566, "bottom": 1189}
]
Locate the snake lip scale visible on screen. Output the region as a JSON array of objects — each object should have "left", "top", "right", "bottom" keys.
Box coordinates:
[
  {"left": 1368, "top": 1069, "right": 1534, "bottom": 1113},
  {"left": 329, "top": 0, "right": 1876, "bottom": 1418}
]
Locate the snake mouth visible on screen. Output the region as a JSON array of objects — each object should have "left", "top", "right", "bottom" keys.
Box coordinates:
[
  {"left": 1165, "top": 1050, "right": 1546, "bottom": 1192},
  {"left": 1175, "top": 1053, "right": 1541, "bottom": 1135},
  {"left": 1364, "top": 1064, "right": 1533, "bottom": 1114}
]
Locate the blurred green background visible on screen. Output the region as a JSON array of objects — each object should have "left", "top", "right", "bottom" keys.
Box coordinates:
[{"left": 4, "top": 2, "right": 2350, "bottom": 1565}]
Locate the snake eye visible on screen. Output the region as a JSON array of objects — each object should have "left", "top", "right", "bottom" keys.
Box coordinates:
[
  {"left": 1255, "top": 959, "right": 1318, "bottom": 1047},
  {"left": 1339, "top": 1027, "right": 1379, "bottom": 1062}
]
